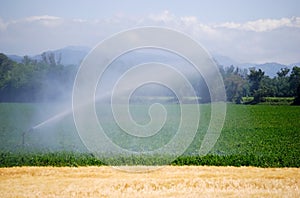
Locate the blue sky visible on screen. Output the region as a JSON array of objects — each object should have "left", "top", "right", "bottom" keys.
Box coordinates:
[
  {"left": 0, "top": 0, "right": 299, "bottom": 64},
  {"left": 1, "top": 0, "right": 299, "bottom": 22}
]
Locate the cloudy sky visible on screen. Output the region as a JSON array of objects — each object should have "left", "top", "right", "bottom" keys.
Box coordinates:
[{"left": 0, "top": 0, "right": 299, "bottom": 64}]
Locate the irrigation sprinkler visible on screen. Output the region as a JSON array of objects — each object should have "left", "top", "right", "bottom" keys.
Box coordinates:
[{"left": 22, "top": 127, "right": 33, "bottom": 147}]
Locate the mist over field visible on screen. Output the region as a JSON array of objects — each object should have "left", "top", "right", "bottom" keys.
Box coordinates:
[
  {"left": 0, "top": 0, "right": 299, "bottom": 170},
  {"left": 0, "top": 2, "right": 300, "bottom": 197}
]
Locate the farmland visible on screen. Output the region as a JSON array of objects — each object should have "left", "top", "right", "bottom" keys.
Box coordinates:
[
  {"left": 0, "top": 103, "right": 299, "bottom": 167},
  {"left": 1, "top": 166, "right": 299, "bottom": 197}
]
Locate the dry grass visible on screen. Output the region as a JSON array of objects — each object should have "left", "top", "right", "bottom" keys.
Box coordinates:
[{"left": 0, "top": 166, "right": 299, "bottom": 197}]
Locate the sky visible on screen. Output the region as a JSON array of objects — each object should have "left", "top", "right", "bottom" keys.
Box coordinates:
[{"left": 0, "top": 0, "right": 299, "bottom": 64}]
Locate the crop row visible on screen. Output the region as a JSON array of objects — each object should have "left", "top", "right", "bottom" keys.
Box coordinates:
[{"left": 0, "top": 151, "right": 299, "bottom": 168}]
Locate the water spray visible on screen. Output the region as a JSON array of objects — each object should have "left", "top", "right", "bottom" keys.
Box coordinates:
[
  {"left": 17, "top": 91, "right": 113, "bottom": 149},
  {"left": 22, "top": 127, "right": 33, "bottom": 147}
]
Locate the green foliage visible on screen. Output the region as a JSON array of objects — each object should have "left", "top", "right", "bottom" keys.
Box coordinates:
[
  {"left": 248, "top": 68, "right": 264, "bottom": 92},
  {"left": 290, "top": 66, "right": 300, "bottom": 94},
  {"left": 290, "top": 67, "right": 300, "bottom": 105},
  {"left": 1, "top": 151, "right": 298, "bottom": 167},
  {"left": 1, "top": 52, "right": 300, "bottom": 104},
  {"left": 0, "top": 53, "right": 15, "bottom": 88},
  {"left": 0, "top": 152, "right": 104, "bottom": 167},
  {"left": 247, "top": 68, "right": 265, "bottom": 103},
  {"left": 0, "top": 103, "right": 299, "bottom": 167},
  {"left": 223, "top": 66, "right": 248, "bottom": 103},
  {"left": 172, "top": 154, "right": 299, "bottom": 167},
  {"left": 243, "top": 97, "right": 294, "bottom": 105},
  {"left": 222, "top": 65, "right": 300, "bottom": 104},
  {"left": 292, "top": 84, "right": 300, "bottom": 105},
  {"left": 0, "top": 53, "right": 77, "bottom": 102}
]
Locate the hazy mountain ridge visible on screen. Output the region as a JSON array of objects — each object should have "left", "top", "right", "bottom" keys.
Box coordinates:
[
  {"left": 8, "top": 46, "right": 90, "bottom": 66},
  {"left": 213, "top": 54, "right": 297, "bottom": 77},
  {"left": 7, "top": 46, "right": 299, "bottom": 77}
]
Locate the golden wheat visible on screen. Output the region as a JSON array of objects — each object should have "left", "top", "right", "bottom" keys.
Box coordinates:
[{"left": 0, "top": 166, "right": 299, "bottom": 197}]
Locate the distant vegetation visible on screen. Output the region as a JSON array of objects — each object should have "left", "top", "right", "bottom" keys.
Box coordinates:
[
  {"left": 221, "top": 65, "right": 300, "bottom": 105},
  {"left": 0, "top": 52, "right": 299, "bottom": 104},
  {"left": 0, "top": 53, "right": 77, "bottom": 102}
]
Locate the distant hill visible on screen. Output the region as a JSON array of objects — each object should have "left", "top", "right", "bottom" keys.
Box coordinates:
[
  {"left": 252, "top": 62, "right": 290, "bottom": 77},
  {"left": 213, "top": 55, "right": 297, "bottom": 77},
  {"left": 213, "top": 54, "right": 239, "bottom": 67},
  {"left": 6, "top": 46, "right": 300, "bottom": 77},
  {"left": 6, "top": 54, "right": 23, "bottom": 63},
  {"left": 289, "top": 62, "right": 300, "bottom": 67},
  {"left": 33, "top": 46, "right": 90, "bottom": 66},
  {"left": 8, "top": 46, "right": 90, "bottom": 66}
]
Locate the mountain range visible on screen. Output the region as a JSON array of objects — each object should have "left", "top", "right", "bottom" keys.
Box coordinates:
[
  {"left": 213, "top": 54, "right": 299, "bottom": 77},
  {"left": 7, "top": 46, "right": 299, "bottom": 77}
]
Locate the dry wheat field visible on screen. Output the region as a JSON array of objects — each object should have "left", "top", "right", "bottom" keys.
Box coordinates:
[{"left": 0, "top": 166, "right": 299, "bottom": 197}]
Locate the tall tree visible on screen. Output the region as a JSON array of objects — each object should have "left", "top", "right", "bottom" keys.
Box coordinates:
[
  {"left": 292, "top": 84, "right": 300, "bottom": 105},
  {"left": 0, "top": 53, "right": 14, "bottom": 88},
  {"left": 274, "top": 67, "right": 291, "bottom": 97},
  {"left": 248, "top": 68, "right": 265, "bottom": 103},
  {"left": 223, "top": 66, "right": 248, "bottom": 103},
  {"left": 289, "top": 66, "right": 300, "bottom": 96}
]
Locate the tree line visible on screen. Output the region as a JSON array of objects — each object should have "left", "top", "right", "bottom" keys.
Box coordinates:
[
  {"left": 0, "top": 52, "right": 299, "bottom": 104},
  {"left": 221, "top": 65, "right": 300, "bottom": 105},
  {"left": 0, "top": 53, "right": 77, "bottom": 102}
]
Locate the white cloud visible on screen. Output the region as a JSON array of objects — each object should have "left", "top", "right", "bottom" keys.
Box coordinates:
[
  {"left": 148, "top": 10, "right": 175, "bottom": 23},
  {"left": 216, "top": 17, "right": 300, "bottom": 32},
  {"left": 24, "top": 15, "right": 61, "bottom": 22},
  {"left": 180, "top": 16, "right": 216, "bottom": 35},
  {"left": 24, "top": 15, "right": 63, "bottom": 28},
  {"left": 180, "top": 16, "right": 198, "bottom": 24},
  {"left": 139, "top": 12, "right": 300, "bottom": 64},
  {"left": 0, "top": 12, "right": 299, "bottom": 64},
  {"left": 4, "top": 15, "right": 65, "bottom": 28}
]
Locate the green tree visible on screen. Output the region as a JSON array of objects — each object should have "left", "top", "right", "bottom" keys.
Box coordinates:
[
  {"left": 292, "top": 84, "right": 300, "bottom": 105},
  {"left": 289, "top": 66, "right": 300, "bottom": 96},
  {"left": 274, "top": 68, "right": 291, "bottom": 97},
  {"left": 0, "top": 52, "right": 76, "bottom": 102},
  {"left": 260, "top": 76, "right": 276, "bottom": 97},
  {"left": 0, "top": 53, "right": 14, "bottom": 88},
  {"left": 0, "top": 53, "right": 16, "bottom": 102},
  {"left": 248, "top": 68, "right": 265, "bottom": 104},
  {"left": 223, "top": 66, "right": 248, "bottom": 103}
]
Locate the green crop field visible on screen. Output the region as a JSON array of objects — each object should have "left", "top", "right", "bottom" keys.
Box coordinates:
[
  {"left": 0, "top": 103, "right": 299, "bottom": 167},
  {"left": 242, "top": 97, "right": 295, "bottom": 105}
]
